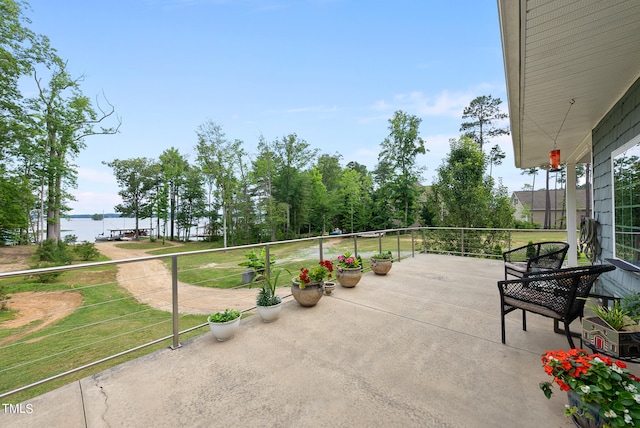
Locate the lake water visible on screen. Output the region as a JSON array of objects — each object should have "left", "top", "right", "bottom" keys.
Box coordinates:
[{"left": 60, "top": 217, "right": 155, "bottom": 243}]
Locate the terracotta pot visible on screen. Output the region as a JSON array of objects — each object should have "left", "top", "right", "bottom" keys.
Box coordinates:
[
  {"left": 324, "top": 281, "right": 336, "bottom": 295},
  {"left": 291, "top": 279, "right": 324, "bottom": 307},
  {"left": 336, "top": 266, "right": 362, "bottom": 287},
  {"left": 370, "top": 258, "right": 392, "bottom": 275}
]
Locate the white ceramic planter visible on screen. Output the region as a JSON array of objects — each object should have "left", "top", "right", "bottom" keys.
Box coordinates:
[
  {"left": 208, "top": 313, "right": 241, "bottom": 341},
  {"left": 257, "top": 301, "right": 283, "bottom": 323}
]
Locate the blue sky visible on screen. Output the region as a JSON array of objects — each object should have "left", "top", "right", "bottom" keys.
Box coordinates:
[{"left": 24, "top": 0, "right": 524, "bottom": 215}]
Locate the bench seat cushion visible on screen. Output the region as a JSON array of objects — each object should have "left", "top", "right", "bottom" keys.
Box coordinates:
[{"left": 503, "top": 287, "right": 568, "bottom": 319}]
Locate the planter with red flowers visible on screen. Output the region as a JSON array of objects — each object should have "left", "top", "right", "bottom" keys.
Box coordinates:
[
  {"left": 540, "top": 348, "right": 640, "bottom": 427},
  {"left": 291, "top": 260, "right": 334, "bottom": 307}
]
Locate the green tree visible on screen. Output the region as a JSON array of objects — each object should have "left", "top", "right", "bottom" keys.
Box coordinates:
[
  {"left": 0, "top": 0, "right": 53, "bottom": 244},
  {"left": 306, "top": 168, "right": 330, "bottom": 235},
  {"left": 271, "top": 133, "right": 317, "bottom": 238},
  {"left": 488, "top": 144, "right": 506, "bottom": 178},
  {"left": 159, "top": 147, "right": 188, "bottom": 240},
  {"left": 195, "top": 120, "right": 244, "bottom": 247},
  {"left": 252, "top": 136, "right": 284, "bottom": 241},
  {"left": 430, "top": 136, "right": 513, "bottom": 228},
  {"left": 176, "top": 166, "right": 206, "bottom": 241},
  {"left": 460, "top": 95, "right": 509, "bottom": 152},
  {"left": 376, "top": 110, "right": 427, "bottom": 227},
  {"left": 315, "top": 153, "right": 343, "bottom": 232},
  {"left": 104, "top": 157, "right": 154, "bottom": 239},
  {"left": 232, "top": 144, "right": 256, "bottom": 245},
  {"left": 30, "top": 60, "right": 119, "bottom": 242}
]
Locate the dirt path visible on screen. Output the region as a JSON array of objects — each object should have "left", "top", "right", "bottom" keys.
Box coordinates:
[
  {"left": 0, "top": 291, "right": 83, "bottom": 346},
  {"left": 95, "top": 241, "right": 258, "bottom": 315}
]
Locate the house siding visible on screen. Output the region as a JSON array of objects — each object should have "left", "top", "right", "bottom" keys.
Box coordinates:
[{"left": 592, "top": 76, "right": 640, "bottom": 295}]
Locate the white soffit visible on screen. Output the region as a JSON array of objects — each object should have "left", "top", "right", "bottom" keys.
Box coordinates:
[{"left": 498, "top": 0, "right": 640, "bottom": 169}]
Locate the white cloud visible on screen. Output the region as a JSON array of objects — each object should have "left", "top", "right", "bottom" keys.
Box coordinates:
[
  {"left": 371, "top": 90, "right": 474, "bottom": 118},
  {"left": 370, "top": 86, "right": 508, "bottom": 119}
]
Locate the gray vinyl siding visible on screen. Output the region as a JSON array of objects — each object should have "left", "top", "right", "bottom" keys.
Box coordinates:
[{"left": 592, "top": 76, "right": 640, "bottom": 296}]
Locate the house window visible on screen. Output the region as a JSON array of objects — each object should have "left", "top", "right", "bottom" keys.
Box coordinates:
[{"left": 612, "top": 135, "right": 640, "bottom": 269}]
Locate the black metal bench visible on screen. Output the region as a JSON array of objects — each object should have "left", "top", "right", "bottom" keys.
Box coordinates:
[
  {"left": 498, "top": 264, "right": 616, "bottom": 348},
  {"left": 502, "top": 241, "right": 570, "bottom": 280}
]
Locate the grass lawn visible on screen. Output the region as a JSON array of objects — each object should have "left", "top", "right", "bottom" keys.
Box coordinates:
[{"left": 0, "top": 249, "right": 205, "bottom": 403}]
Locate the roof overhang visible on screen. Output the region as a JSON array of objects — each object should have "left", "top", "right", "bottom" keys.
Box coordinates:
[{"left": 497, "top": 0, "right": 640, "bottom": 169}]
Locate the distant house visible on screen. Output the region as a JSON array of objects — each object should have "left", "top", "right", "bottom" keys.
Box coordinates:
[{"left": 511, "top": 189, "right": 587, "bottom": 227}]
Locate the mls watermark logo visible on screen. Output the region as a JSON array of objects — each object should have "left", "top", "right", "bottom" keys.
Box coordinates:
[{"left": 2, "top": 403, "right": 34, "bottom": 414}]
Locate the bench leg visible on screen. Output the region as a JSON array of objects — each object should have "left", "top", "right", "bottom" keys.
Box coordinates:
[
  {"left": 522, "top": 309, "right": 527, "bottom": 331},
  {"left": 564, "top": 321, "right": 576, "bottom": 349},
  {"left": 501, "top": 308, "right": 506, "bottom": 344},
  {"left": 553, "top": 319, "right": 581, "bottom": 342}
]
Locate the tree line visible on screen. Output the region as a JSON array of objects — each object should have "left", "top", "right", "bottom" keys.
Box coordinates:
[
  {"left": 0, "top": 0, "right": 514, "bottom": 246},
  {"left": 105, "top": 106, "right": 514, "bottom": 246}
]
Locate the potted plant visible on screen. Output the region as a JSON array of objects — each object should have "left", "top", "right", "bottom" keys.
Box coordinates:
[
  {"left": 254, "top": 269, "right": 288, "bottom": 322},
  {"left": 291, "top": 260, "right": 333, "bottom": 307},
  {"left": 370, "top": 250, "right": 393, "bottom": 275},
  {"left": 207, "top": 309, "right": 242, "bottom": 342},
  {"left": 540, "top": 348, "right": 640, "bottom": 427},
  {"left": 335, "top": 251, "right": 363, "bottom": 288},
  {"left": 582, "top": 298, "right": 640, "bottom": 358},
  {"left": 239, "top": 247, "right": 276, "bottom": 284}
]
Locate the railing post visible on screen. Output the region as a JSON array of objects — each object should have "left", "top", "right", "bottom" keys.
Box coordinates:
[
  {"left": 319, "top": 237, "right": 323, "bottom": 261},
  {"left": 353, "top": 235, "right": 358, "bottom": 258},
  {"left": 378, "top": 233, "right": 383, "bottom": 254},
  {"left": 170, "top": 255, "right": 181, "bottom": 350},
  {"left": 411, "top": 230, "right": 415, "bottom": 257},
  {"left": 265, "top": 244, "right": 271, "bottom": 278},
  {"left": 508, "top": 230, "right": 512, "bottom": 253},
  {"left": 397, "top": 231, "right": 401, "bottom": 261},
  {"left": 461, "top": 229, "right": 465, "bottom": 256}
]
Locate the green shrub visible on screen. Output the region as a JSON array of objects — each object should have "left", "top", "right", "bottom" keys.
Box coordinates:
[
  {"left": 0, "top": 283, "right": 10, "bottom": 311},
  {"left": 29, "top": 262, "right": 63, "bottom": 283},
  {"left": 620, "top": 292, "right": 640, "bottom": 319},
  {"left": 73, "top": 241, "right": 100, "bottom": 261},
  {"left": 525, "top": 241, "right": 536, "bottom": 259},
  {"left": 36, "top": 239, "right": 72, "bottom": 264}
]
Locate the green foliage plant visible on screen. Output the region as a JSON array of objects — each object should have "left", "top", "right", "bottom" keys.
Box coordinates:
[
  {"left": 255, "top": 268, "right": 288, "bottom": 307},
  {"left": 36, "top": 239, "right": 72, "bottom": 264},
  {"left": 73, "top": 241, "right": 100, "bottom": 261},
  {"left": 29, "top": 263, "right": 62, "bottom": 283},
  {"left": 0, "top": 283, "right": 10, "bottom": 311},
  {"left": 525, "top": 241, "right": 536, "bottom": 260},
  {"left": 587, "top": 301, "right": 636, "bottom": 331},
  {"left": 372, "top": 251, "right": 393, "bottom": 260},
  {"left": 620, "top": 292, "right": 640, "bottom": 319},
  {"left": 239, "top": 247, "right": 275, "bottom": 271},
  {"left": 208, "top": 309, "right": 241, "bottom": 323}
]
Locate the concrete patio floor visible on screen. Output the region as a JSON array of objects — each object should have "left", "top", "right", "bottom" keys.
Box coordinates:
[{"left": 3, "top": 253, "right": 620, "bottom": 427}]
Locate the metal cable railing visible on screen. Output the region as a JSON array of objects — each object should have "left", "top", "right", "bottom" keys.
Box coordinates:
[{"left": 0, "top": 226, "right": 569, "bottom": 400}]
